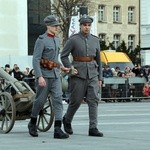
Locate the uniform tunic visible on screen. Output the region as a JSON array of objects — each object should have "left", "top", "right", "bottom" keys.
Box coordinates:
[
  {"left": 61, "top": 31, "right": 103, "bottom": 129},
  {"left": 31, "top": 32, "right": 63, "bottom": 121}
]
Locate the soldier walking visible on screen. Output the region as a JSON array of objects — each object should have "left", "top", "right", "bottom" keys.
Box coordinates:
[
  {"left": 28, "top": 15, "right": 70, "bottom": 139},
  {"left": 61, "top": 15, "right": 104, "bottom": 137}
]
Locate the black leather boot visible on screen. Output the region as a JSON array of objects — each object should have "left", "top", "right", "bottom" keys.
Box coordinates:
[
  {"left": 63, "top": 117, "right": 73, "bottom": 135},
  {"left": 54, "top": 120, "right": 69, "bottom": 139},
  {"left": 28, "top": 117, "right": 38, "bottom": 137},
  {"left": 89, "top": 128, "right": 103, "bottom": 137}
]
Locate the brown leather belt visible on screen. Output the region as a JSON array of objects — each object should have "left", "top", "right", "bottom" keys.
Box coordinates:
[
  {"left": 40, "top": 59, "right": 60, "bottom": 70},
  {"left": 73, "top": 56, "right": 95, "bottom": 62}
]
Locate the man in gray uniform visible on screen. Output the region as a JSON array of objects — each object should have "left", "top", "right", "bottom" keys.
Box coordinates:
[
  {"left": 28, "top": 15, "right": 70, "bottom": 139},
  {"left": 61, "top": 14, "right": 103, "bottom": 137}
]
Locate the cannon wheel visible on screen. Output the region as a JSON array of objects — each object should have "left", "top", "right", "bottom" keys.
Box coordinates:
[
  {"left": 0, "top": 92, "right": 16, "bottom": 133},
  {"left": 37, "top": 95, "right": 54, "bottom": 132}
]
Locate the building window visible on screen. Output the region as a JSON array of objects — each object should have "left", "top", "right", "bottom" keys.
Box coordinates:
[
  {"left": 128, "top": 6, "right": 135, "bottom": 23},
  {"left": 113, "top": 6, "right": 121, "bottom": 22},
  {"left": 98, "top": 5, "right": 106, "bottom": 22},
  {"left": 113, "top": 34, "right": 121, "bottom": 49},
  {"left": 99, "top": 33, "right": 106, "bottom": 41},
  {"left": 128, "top": 35, "right": 135, "bottom": 50},
  {"left": 27, "top": 0, "right": 51, "bottom": 55}
]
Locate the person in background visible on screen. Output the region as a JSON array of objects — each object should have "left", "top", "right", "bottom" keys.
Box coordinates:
[
  {"left": 132, "top": 64, "right": 143, "bottom": 77},
  {"left": 132, "top": 65, "right": 148, "bottom": 101},
  {"left": 23, "top": 68, "right": 36, "bottom": 92},
  {"left": 4, "top": 64, "right": 12, "bottom": 75},
  {"left": 24, "top": 66, "right": 30, "bottom": 76},
  {"left": 124, "top": 66, "right": 135, "bottom": 78},
  {"left": 111, "top": 68, "right": 118, "bottom": 77},
  {"left": 61, "top": 14, "right": 103, "bottom": 137},
  {"left": 28, "top": 15, "right": 70, "bottom": 139},
  {"left": 115, "top": 66, "right": 121, "bottom": 76},
  {"left": 13, "top": 66, "right": 26, "bottom": 81},
  {"left": 143, "top": 82, "right": 150, "bottom": 97},
  {"left": 28, "top": 69, "right": 35, "bottom": 78},
  {"left": 111, "top": 68, "right": 119, "bottom": 101},
  {"left": 102, "top": 65, "right": 113, "bottom": 102},
  {"left": 11, "top": 64, "right": 19, "bottom": 77},
  {"left": 103, "top": 65, "right": 113, "bottom": 78},
  {"left": 142, "top": 65, "right": 150, "bottom": 82}
]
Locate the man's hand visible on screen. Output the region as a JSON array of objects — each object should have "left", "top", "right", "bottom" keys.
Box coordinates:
[
  {"left": 60, "top": 66, "right": 70, "bottom": 73},
  {"left": 38, "top": 76, "right": 46, "bottom": 87},
  {"left": 69, "top": 66, "right": 78, "bottom": 75},
  {"left": 61, "top": 66, "right": 78, "bottom": 76}
]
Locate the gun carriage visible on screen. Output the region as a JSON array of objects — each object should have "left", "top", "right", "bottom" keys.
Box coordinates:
[{"left": 0, "top": 67, "right": 54, "bottom": 133}]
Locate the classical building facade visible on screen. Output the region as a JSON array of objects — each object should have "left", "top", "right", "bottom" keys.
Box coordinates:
[
  {"left": 89, "top": 0, "right": 140, "bottom": 50},
  {"left": 0, "top": 0, "right": 141, "bottom": 69}
]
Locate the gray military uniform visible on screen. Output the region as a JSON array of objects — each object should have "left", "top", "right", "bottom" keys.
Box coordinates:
[
  {"left": 31, "top": 32, "right": 63, "bottom": 121},
  {"left": 61, "top": 31, "right": 102, "bottom": 129}
]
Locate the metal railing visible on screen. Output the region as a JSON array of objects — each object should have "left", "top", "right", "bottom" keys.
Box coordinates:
[{"left": 101, "top": 77, "right": 149, "bottom": 102}]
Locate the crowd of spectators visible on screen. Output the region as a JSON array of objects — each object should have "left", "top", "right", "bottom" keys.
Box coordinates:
[
  {"left": 1, "top": 63, "right": 35, "bottom": 91},
  {"left": 3, "top": 63, "right": 35, "bottom": 80},
  {"left": 1, "top": 63, "right": 150, "bottom": 102},
  {"left": 102, "top": 64, "right": 150, "bottom": 102}
]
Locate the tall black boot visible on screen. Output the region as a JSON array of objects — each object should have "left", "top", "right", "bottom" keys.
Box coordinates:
[
  {"left": 54, "top": 120, "right": 69, "bottom": 139},
  {"left": 63, "top": 116, "right": 73, "bottom": 134},
  {"left": 28, "top": 117, "right": 38, "bottom": 137}
]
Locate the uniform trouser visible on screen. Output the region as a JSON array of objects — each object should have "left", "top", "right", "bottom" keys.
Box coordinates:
[
  {"left": 64, "top": 76, "right": 100, "bottom": 129},
  {"left": 31, "top": 77, "right": 63, "bottom": 121}
]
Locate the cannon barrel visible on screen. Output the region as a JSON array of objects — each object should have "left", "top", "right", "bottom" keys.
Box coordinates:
[{"left": 0, "top": 67, "right": 27, "bottom": 92}]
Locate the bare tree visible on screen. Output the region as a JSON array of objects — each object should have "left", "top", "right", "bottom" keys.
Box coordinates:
[{"left": 51, "top": 0, "right": 91, "bottom": 45}]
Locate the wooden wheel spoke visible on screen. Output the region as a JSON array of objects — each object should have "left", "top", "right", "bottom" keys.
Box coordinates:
[
  {"left": 42, "top": 115, "right": 49, "bottom": 125},
  {"left": 39, "top": 115, "right": 49, "bottom": 128},
  {"left": 0, "top": 92, "right": 16, "bottom": 133},
  {"left": 1, "top": 95, "right": 11, "bottom": 110},
  {"left": 43, "top": 105, "right": 50, "bottom": 110},
  {"left": 5, "top": 102, "right": 11, "bottom": 111},
  {"left": 37, "top": 96, "right": 54, "bottom": 132},
  {"left": 6, "top": 110, "right": 13, "bottom": 115},
  {"left": 5, "top": 114, "right": 11, "bottom": 121},
  {"left": 1, "top": 96, "right": 5, "bottom": 107},
  {"left": 1, "top": 117, "right": 9, "bottom": 130},
  {"left": 4, "top": 117, "right": 9, "bottom": 129},
  {"left": 1, "top": 118, "right": 5, "bottom": 130},
  {"left": 38, "top": 116, "right": 45, "bottom": 129},
  {"left": 43, "top": 112, "right": 51, "bottom": 116}
]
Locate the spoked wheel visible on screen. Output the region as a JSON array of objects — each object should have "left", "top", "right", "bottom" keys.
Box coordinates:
[
  {"left": 37, "top": 95, "right": 54, "bottom": 132},
  {"left": 0, "top": 92, "right": 16, "bottom": 133}
]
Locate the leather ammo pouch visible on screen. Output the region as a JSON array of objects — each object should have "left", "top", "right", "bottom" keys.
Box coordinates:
[{"left": 40, "top": 58, "right": 60, "bottom": 70}]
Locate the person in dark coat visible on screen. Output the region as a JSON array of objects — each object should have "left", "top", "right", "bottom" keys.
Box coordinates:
[
  {"left": 102, "top": 65, "right": 113, "bottom": 101},
  {"left": 13, "top": 67, "right": 26, "bottom": 81},
  {"left": 4, "top": 64, "right": 12, "bottom": 75}
]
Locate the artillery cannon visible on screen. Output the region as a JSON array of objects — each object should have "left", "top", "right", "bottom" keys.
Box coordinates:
[{"left": 0, "top": 67, "right": 54, "bottom": 133}]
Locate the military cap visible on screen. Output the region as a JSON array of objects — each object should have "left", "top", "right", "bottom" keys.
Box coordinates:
[
  {"left": 43, "top": 15, "right": 61, "bottom": 26},
  {"left": 79, "top": 14, "right": 93, "bottom": 24}
]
